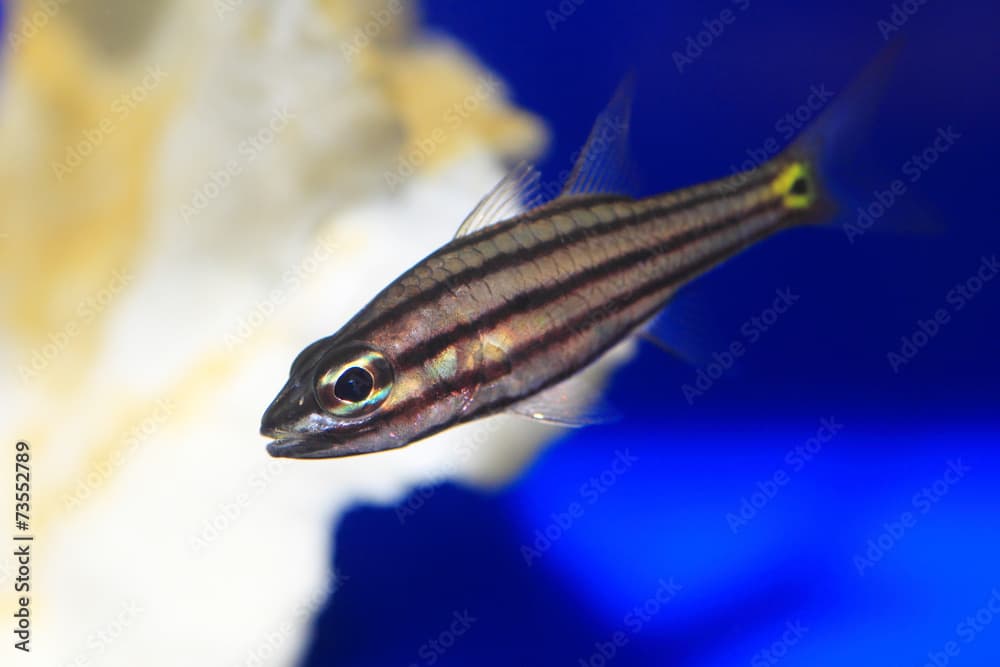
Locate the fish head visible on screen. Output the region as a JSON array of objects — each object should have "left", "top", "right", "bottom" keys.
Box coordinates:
[{"left": 261, "top": 334, "right": 474, "bottom": 459}]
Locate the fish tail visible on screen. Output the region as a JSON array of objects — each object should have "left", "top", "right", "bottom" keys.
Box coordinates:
[{"left": 769, "top": 45, "right": 903, "bottom": 226}]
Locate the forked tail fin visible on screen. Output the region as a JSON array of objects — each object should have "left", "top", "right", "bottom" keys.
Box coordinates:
[{"left": 772, "top": 44, "right": 904, "bottom": 227}]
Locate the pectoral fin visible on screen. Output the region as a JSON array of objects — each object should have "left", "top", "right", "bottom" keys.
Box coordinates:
[{"left": 506, "top": 373, "right": 620, "bottom": 427}]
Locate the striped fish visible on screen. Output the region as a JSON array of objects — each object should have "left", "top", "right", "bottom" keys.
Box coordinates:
[{"left": 261, "top": 83, "right": 840, "bottom": 459}]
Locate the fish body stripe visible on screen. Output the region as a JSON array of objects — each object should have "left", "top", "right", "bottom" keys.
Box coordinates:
[
  {"left": 389, "top": 182, "right": 786, "bottom": 371},
  {"left": 349, "top": 164, "right": 783, "bottom": 340},
  {"left": 378, "top": 200, "right": 793, "bottom": 426}
]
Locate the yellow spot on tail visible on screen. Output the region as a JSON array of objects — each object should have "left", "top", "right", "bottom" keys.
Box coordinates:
[{"left": 771, "top": 162, "right": 816, "bottom": 210}]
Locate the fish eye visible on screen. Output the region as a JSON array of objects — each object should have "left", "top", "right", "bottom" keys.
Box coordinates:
[
  {"left": 334, "top": 367, "right": 374, "bottom": 402},
  {"left": 315, "top": 347, "right": 393, "bottom": 417},
  {"left": 790, "top": 176, "right": 810, "bottom": 195}
]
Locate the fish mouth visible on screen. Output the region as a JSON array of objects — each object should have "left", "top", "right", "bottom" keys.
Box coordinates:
[
  {"left": 259, "top": 386, "right": 340, "bottom": 458},
  {"left": 265, "top": 434, "right": 338, "bottom": 459},
  {"left": 260, "top": 401, "right": 397, "bottom": 459},
  {"left": 263, "top": 431, "right": 384, "bottom": 459}
]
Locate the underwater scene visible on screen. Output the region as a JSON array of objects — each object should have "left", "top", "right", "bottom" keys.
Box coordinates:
[{"left": 1, "top": 1, "right": 997, "bottom": 666}]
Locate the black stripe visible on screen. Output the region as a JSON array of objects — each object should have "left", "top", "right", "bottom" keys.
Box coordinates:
[
  {"left": 393, "top": 196, "right": 786, "bottom": 371},
  {"left": 448, "top": 193, "right": 626, "bottom": 249},
  {"left": 351, "top": 167, "right": 778, "bottom": 341},
  {"left": 465, "top": 211, "right": 789, "bottom": 420},
  {"left": 381, "top": 204, "right": 790, "bottom": 425},
  {"left": 287, "top": 196, "right": 629, "bottom": 376}
]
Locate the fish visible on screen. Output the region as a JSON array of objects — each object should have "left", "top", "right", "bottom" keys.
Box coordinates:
[{"left": 260, "top": 67, "right": 878, "bottom": 459}]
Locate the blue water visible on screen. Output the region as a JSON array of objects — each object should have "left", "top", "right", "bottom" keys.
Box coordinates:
[
  {"left": 6, "top": 1, "right": 996, "bottom": 665},
  {"left": 303, "top": 1, "right": 999, "bottom": 665}
]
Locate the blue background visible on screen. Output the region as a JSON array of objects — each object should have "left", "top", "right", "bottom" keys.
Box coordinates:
[
  {"left": 306, "top": 1, "right": 999, "bottom": 666},
  {"left": 7, "top": 0, "right": 997, "bottom": 665}
]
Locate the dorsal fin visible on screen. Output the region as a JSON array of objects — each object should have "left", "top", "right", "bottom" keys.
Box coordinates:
[
  {"left": 561, "top": 75, "right": 639, "bottom": 198},
  {"left": 453, "top": 162, "right": 543, "bottom": 239}
]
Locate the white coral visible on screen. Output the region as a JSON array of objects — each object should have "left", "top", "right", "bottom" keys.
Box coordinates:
[{"left": 0, "top": 1, "right": 626, "bottom": 665}]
